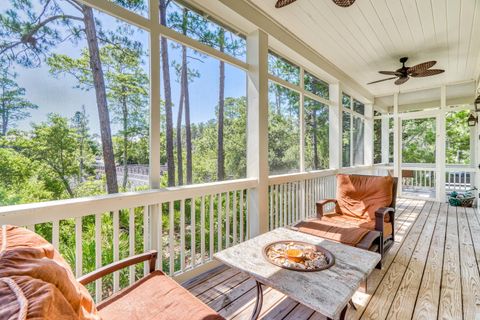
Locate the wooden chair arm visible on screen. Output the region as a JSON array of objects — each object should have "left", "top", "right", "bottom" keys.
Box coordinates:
[
  {"left": 78, "top": 251, "right": 158, "bottom": 286},
  {"left": 316, "top": 199, "right": 337, "bottom": 218},
  {"left": 375, "top": 207, "right": 395, "bottom": 232}
]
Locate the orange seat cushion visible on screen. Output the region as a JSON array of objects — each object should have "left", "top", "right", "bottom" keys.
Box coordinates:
[
  {"left": 323, "top": 213, "right": 392, "bottom": 237},
  {"left": 295, "top": 219, "right": 370, "bottom": 246},
  {"left": 98, "top": 270, "right": 224, "bottom": 320},
  {"left": 336, "top": 174, "right": 394, "bottom": 221}
]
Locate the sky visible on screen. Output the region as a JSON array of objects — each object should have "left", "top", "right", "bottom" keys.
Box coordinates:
[{"left": 8, "top": 2, "right": 247, "bottom": 135}]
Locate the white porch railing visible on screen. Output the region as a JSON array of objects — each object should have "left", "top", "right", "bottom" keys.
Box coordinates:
[
  {"left": 373, "top": 163, "right": 476, "bottom": 200},
  {"left": 445, "top": 166, "right": 476, "bottom": 192},
  {"left": 0, "top": 178, "right": 256, "bottom": 302},
  {"left": 0, "top": 164, "right": 381, "bottom": 303}
]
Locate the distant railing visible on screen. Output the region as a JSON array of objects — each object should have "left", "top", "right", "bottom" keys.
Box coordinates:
[
  {"left": 0, "top": 178, "right": 256, "bottom": 302},
  {"left": 445, "top": 166, "right": 475, "bottom": 192},
  {"left": 373, "top": 163, "right": 476, "bottom": 200}
]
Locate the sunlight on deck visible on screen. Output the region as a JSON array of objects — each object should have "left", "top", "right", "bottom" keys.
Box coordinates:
[{"left": 185, "top": 198, "right": 479, "bottom": 319}]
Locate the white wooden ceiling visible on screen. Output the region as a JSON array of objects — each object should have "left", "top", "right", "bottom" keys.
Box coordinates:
[{"left": 248, "top": 0, "right": 480, "bottom": 97}]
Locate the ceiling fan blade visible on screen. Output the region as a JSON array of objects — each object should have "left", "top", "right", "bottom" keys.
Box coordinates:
[
  {"left": 408, "top": 61, "right": 436, "bottom": 74},
  {"left": 367, "top": 77, "right": 397, "bottom": 85},
  {"left": 332, "top": 0, "right": 356, "bottom": 7},
  {"left": 379, "top": 71, "right": 403, "bottom": 76},
  {"left": 411, "top": 69, "right": 445, "bottom": 77},
  {"left": 394, "top": 77, "right": 409, "bottom": 85},
  {"left": 275, "top": 0, "right": 297, "bottom": 8}
]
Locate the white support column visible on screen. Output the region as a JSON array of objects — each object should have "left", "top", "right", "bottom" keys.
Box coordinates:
[
  {"left": 148, "top": 0, "right": 161, "bottom": 268},
  {"left": 393, "top": 93, "right": 401, "bottom": 179},
  {"left": 329, "top": 83, "right": 342, "bottom": 170},
  {"left": 471, "top": 125, "right": 478, "bottom": 202},
  {"left": 247, "top": 29, "right": 269, "bottom": 237},
  {"left": 476, "top": 82, "right": 480, "bottom": 209},
  {"left": 299, "top": 68, "right": 305, "bottom": 172},
  {"left": 381, "top": 115, "right": 390, "bottom": 164},
  {"left": 148, "top": 0, "right": 161, "bottom": 190},
  {"left": 436, "top": 85, "right": 447, "bottom": 202},
  {"left": 364, "top": 103, "right": 374, "bottom": 166}
]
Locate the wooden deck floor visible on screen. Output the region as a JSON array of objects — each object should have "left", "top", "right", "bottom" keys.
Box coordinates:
[{"left": 183, "top": 199, "right": 480, "bottom": 320}]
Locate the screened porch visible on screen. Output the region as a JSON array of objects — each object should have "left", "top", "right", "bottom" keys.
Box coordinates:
[{"left": 0, "top": 0, "right": 479, "bottom": 319}]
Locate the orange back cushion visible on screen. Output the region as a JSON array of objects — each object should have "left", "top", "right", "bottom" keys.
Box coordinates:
[
  {"left": 335, "top": 174, "right": 394, "bottom": 221},
  {"left": 0, "top": 225, "right": 99, "bottom": 320}
]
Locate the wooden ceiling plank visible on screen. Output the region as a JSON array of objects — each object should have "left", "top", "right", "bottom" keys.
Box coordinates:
[
  {"left": 414, "top": 0, "right": 435, "bottom": 45},
  {"left": 312, "top": 0, "right": 386, "bottom": 69},
  {"left": 457, "top": 0, "right": 475, "bottom": 78},
  {"left": 268, "top": 0, "right": 368, "bottom": 73},
  {"left": 367, "top": 0, "right": 405, "bottom": 54},
  {"left": 385, "top": 0, "right": 416, "bottom": 51},
  {"left": 464, "top": 0, "right": 480, "bottom": 80},
  {"left": 446, "top": 0, "right": 461, "bottom": 74},
  {"left": 400, "top": 0, "right": 425, "bottom": 51},
  {"left": 301, "top": 0, "right": 373, "bottom": 66},
  {"left": 430, "top": 0, "right": 449, "bottom": 74},
  {"left": 356, "top": 0, "right": 397, "bottom": 58}
]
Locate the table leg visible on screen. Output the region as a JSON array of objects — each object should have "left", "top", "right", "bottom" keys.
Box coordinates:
[
  {"left": 327, "top": 304, "right": 347, "bottom": 320},
  {"left": 250, "top": 281, "right": 263, "bottom": 320}
]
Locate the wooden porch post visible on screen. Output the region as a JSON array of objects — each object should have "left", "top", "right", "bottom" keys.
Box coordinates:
[
  {"left": 329, "top": 83, "right": 342, "bottom": 170},
  {"left": 393, "top": 93, "right": 401, "bottom": 197},
  {"left": 381, "top": 115, "right": 390, "bottom": 164},
  {"left": 364, "top": 103, "right": 374, "bottom": 166},
  {"left": 436, "top": 85, "right": 447, "bottom": 202},
  {"left": 247, "top": 29, "right": 269, "bottom": 237},
  {"left": 476, "top": 81, "right": 480, "bottom": 212},
  {"left": 148, "top": 0, "right": 161, "bottom": 269}
]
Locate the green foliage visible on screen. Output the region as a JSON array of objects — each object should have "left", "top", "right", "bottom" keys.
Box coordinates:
[
  {"left": 0, "top": 67, "right": 38, "bottom": 135},
  {"left": 446, "top": 110, "right": 470, "bottom": 164},
  {"left": 305, "top": 99, "right": 329, "bottom": 170},
  {"left": 342, "top": 111, "right": 351, "bottom": 167},
  {"left": 268, "top": 84, "right": 300, "bottom": 174},
  {"left": 268, "top": 52, "right": 300, "bottom": 85},
  {"left": 304, "top": 71, "right": 329, "bottom": 99},
  {"left": 373, "top": 119, "right": 382, "bottom": 163},
  {"left": 402, "top": 118, "right": 436, "bottom": 163},
  {"left": 27, "top": 114, "right": 80, "bottom": 196}
]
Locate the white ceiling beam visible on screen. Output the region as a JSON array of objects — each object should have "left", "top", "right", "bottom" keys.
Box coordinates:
[{"left": 217, "top": 0, "right": 374, "bottom": 103}]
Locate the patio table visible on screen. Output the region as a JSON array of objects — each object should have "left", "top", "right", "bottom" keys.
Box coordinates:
[{"left": 214, "top": 227, "right": 380, "bottom": 320}]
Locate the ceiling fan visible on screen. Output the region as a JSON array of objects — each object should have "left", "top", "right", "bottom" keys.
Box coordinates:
[
  {"left": 368, "top": 57, "right": 445, "bottom": 85},
  {"left": 275, "top": 0, "right": 356, "bottom": 8}
]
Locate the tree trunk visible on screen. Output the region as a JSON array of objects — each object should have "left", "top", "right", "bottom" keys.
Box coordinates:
[
  {"left": 160, "top": 0, "right": 175, "bottom": 187},
  {"left": 1, "top": 84, "right": 8, "bottom": 136},
  {"left": 78, "top": 106, "right": 86, "bottom": 182},
  {"left": 122, "top": 94, "right": 129, "bottom": 189},
  {"left": 176, "top": 72, "right": 184, "bottom": 186},
  {"left": 312, "top": 109, "right": 319, "bottom": 169},
  {"left": 1, "top": 105, "right": 7, "bottom": 136},
  {"left": 184, "top": 48, "right": 192, "bottom": 184},
  {"left": 82, "top": 5, "right": 118, "bottom": 193},
  {"left": 62, "top": 176, "right": 75, "bottom": 198},
  {"left": 217, "top": 30, "right": 225, "bottom": 181},
  {"left": 182, "top": 8, "right": 193, "bottom": 185},
  {"left": 79, "top": 134, "right": 84, "bottom": 182},
  {"left": 275, "top": 87, "right": 282, "bottom": 115}
]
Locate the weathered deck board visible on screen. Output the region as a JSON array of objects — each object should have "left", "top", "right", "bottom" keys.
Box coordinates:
[
  {"left": 438, "top": 205, "right": 463, "bottom": 319},
  {"left": 458, "top": 206, "right": 480, "bottom": 319},
  {"left": 360, "top": 201, "right": 432, "bottom": 320},
  {"left": 386, "top": 201, "right": 440, "bottom": 319},
  {"left": 184, "top": 199, "right": 480, "bottom": 320},
  {"left": 412, "top": 202, "right": 448, "bottom": 320}
]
